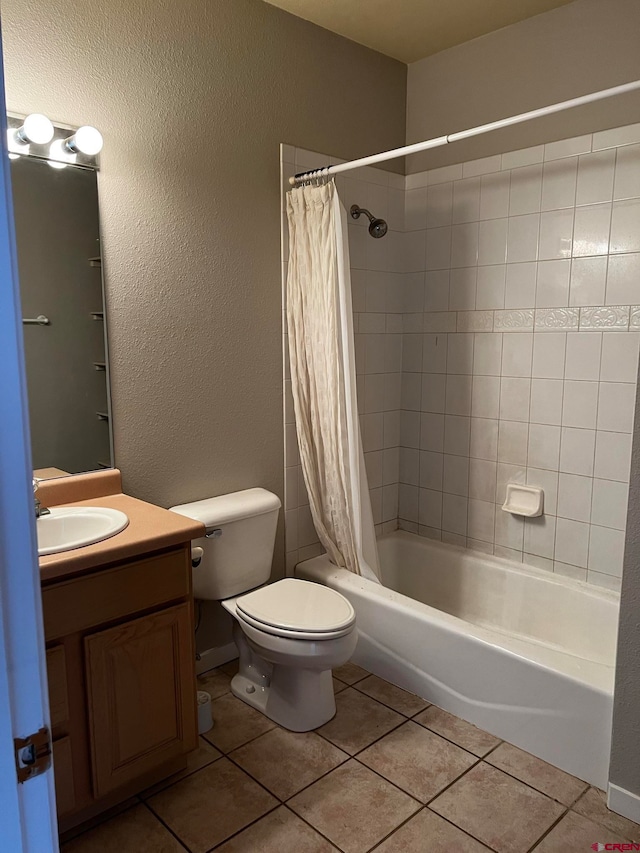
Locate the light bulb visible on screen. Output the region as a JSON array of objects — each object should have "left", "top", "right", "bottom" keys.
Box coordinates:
[
  {"left": 65, "top": 125, "right": 103, "bottom": 156},
  {"left": 48, "top": 138, "right": 76, "bottom": 168},
  {"left": 17, "top": 113, "right": 54, "bottom": 145}
]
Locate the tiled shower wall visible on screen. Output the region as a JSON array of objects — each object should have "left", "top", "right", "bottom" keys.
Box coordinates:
[
  {"left": 398, "top": 125, "right": 640, "bottom": 591},
  {"left": 281, "top": 145, "right": 404, "bottom": 573},
  {"left": 282, "top": 124, "right": 640, "bottom": 591}
]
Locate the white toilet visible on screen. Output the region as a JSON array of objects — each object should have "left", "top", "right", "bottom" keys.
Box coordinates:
[{"left": 170, "top": 488, "right": 357, "bottom": 731}]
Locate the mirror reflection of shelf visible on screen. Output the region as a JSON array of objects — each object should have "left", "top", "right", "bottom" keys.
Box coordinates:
[
  {"left": 97, "top": 460, "right": 110, "bottom": 469},
  {"left": 12, "top": 136, "right": 111, "bottom": 477}
]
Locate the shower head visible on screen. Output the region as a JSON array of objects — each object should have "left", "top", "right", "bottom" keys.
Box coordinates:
[{"left": 350, "top": 204, "right": 388, "bottom": 239}]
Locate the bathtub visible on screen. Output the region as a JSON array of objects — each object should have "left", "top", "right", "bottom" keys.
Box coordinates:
[{"left": 296, "top": 530, "right": 619, "bottom": 788}]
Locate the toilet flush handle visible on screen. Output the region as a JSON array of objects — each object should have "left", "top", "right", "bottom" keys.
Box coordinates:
[{"left": 205, "top": 528, "right": 222, "bottom": 539}]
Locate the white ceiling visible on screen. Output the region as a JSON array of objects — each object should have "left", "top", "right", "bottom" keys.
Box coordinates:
[{"left": 262, "top": 0, "right": 576, "bottom": 63}]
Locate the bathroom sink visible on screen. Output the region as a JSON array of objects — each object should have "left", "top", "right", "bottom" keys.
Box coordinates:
[{"left": 37, "top": 506, "right": 129, "bottom": 556}]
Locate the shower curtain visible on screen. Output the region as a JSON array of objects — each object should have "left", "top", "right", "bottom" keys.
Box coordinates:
[{"left": 286, "top": 179, "right": 380, "bottom": 583}]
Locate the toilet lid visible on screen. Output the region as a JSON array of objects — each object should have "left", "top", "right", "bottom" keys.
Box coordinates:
[{"left": 236, "top": 578, "right": 355, "bottom": 636}]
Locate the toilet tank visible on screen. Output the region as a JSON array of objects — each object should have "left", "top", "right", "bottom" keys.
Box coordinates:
[{"left": 170, "top": 488, "right": 281, "bottom": 601}]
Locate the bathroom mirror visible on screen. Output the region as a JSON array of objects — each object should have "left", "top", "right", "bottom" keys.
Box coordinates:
[{"left": 12, "top": 152, "right": 113, "bottom": 477}]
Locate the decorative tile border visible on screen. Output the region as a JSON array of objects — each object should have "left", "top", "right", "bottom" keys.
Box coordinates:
[
  {"left": 579, "top": 306, "right": 629, "bottom": 331},
  {"left": 408, "top": 307, "right": 640, "bottom": 335},
  {"left": 494, "top": 310, "right": 534, "bottom": 332},
  {"left": 353, "top": 308, "right": 640, "bottom": 336},
  {"left": 535, "top": 308, "right": 580, "bottom": 331}
]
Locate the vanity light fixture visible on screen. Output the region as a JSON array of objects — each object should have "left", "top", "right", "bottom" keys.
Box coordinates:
[
  {"left": 63, "top": 125, "right": 103, "bottom": 156},
  {"left": 15, "top": 113, "right": 54, "bottom": 145},
  {"left": 6, "top": 114, "right": 103, "bottom": 169}
]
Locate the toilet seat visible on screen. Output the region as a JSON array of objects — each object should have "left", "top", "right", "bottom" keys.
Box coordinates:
[
  {"left": 235, "top": 578, "right": 355, "bottom": 641},
  {"left": 235, "top": 608, "right": 354, "bottom": 640}
]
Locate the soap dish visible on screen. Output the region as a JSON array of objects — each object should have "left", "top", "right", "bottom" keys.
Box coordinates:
[{"left": 502, "top": 483, "right": 544, "bottom": 518}]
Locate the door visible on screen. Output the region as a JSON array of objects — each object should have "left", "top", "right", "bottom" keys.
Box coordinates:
[
  {"left": 84, "top": 603, "right": 197, "bottom": 797},
  {"left": 0, "top": 18, "right": 59, "bottom": 853}
]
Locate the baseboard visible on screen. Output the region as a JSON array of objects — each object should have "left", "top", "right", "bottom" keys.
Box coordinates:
[
  {"left": 607, "top": 782, "right": 640, "bottom": 823},
  {"left": 195, "top": 642, "right": 238, "bottom": 675}
]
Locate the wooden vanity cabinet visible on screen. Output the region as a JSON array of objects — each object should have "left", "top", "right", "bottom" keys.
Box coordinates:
[{"left": 42, "top": 543, "right": 198, "bottom": 829}]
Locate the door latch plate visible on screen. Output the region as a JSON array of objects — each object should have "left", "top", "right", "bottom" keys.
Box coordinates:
[{"left": 14, "top": 727, "right": 52, "bottom": 783}]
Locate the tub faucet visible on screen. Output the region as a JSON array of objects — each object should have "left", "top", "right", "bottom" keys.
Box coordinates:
[{"left": 32, "top": 478, "right": 50, "bottom": 519}]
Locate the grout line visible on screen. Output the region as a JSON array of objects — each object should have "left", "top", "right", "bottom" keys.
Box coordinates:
[
  {"left": 365, "top": 806, "right": 429, "bottom": 853},
  {"left": 313, "top": 708, "right": 408, "bottom": 758},
  {"left": 492, "top": 332, "right": 505, "bottom": 552},
  {"left": 481, "top": 751, "right": 588, "bottom": 808},
  {"left": 524, "top": 805, "right": 569, "bottom": 853},
  {"left": 139, "top": 743, "right": 223, "bottom": 800},
  {"left": 566, "top": 783, "right": 592, "bottom": 810},
  {"left": 478, "top": 739, "right": 504, "bottom": 761},
  {"left": 276, "top": 753, "right": 352, "bottom": 804},
  {"left": 411, "top": 721, "right": 500, "bottom": 763},
  {"left": 349, "top": 679, "right": 430, "bottom": 718},
  {"left": 140, "top": 798, "right": 194, "bottom": 852},
  {"left": 585, "top": 333, "right": 605, "bottom": 577},
  {"left": 551, "top": 329, "right": 570, "bottom": 568},
  {"left": 422, "top": 756, "right": 485, "bottom": 807},
  {"left": 424, "top": 808, "right": 499, "bottom": 851},
  {"left": 201, "top": 718, "right": 279, "bottom": 757},
  {"left": 281, "top": 803, "right": 345, "bottom": 852},
  {"left": 202, "top": 801, "right": 283, "bottom": 853}
]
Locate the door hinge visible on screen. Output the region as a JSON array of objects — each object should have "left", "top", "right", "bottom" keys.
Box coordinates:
[{"left": 14, "top": 727, "right": 52, "bottom": 783}]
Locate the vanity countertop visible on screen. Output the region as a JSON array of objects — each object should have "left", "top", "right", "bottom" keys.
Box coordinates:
[{"left": 37, "top": 470, "right": 205, "bottom": 584}]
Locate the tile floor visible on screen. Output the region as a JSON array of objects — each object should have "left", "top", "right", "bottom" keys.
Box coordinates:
[{"left": 62, "top": 660, "right": 640, "bottom": 853}]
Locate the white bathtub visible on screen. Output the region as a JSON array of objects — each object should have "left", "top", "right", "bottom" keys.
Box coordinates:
[{"left": 296, "top": 530, "right": 619, "bottom": 788}]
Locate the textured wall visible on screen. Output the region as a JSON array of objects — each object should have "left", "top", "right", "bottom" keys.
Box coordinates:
[
  {"left": 406, "top": 0, "right": 640, "bottom": 173},
  {"left": 2, "top": 0, "right": 406, "bottom": 587}
]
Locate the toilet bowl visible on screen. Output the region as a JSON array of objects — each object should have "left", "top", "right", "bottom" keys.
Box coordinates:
[
  {"left": 170, "top": 490, "right": 357, "bottom": 731},
  {"left": 223, "top": 579, "right": 357, "bottom": 730}
]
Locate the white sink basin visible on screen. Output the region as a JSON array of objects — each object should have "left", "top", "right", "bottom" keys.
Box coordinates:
[{"left": 37, "top": 506, "right": 129, "bottom": 556}]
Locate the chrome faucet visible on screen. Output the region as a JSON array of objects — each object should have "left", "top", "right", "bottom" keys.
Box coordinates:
[{"left": 32, "top": 478, "right": 50, "bottom": 519}]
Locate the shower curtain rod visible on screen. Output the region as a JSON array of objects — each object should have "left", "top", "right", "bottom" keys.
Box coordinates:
[{"left": 289, "top": 79, "right": 640, "bottom": 185}]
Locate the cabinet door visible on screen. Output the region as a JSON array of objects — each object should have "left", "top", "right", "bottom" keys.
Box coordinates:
[{"left": 84, "top": 603, "right": 197, "bottom": 797}]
